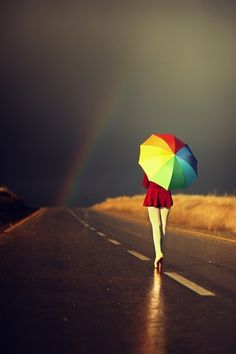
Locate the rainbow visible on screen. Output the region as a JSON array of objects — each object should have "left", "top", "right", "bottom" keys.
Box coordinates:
[{"left": 57, "top": 79, "right": 127, "bottom": 206}]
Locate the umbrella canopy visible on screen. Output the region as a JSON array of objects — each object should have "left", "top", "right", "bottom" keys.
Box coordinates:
[{"left": 138, "top": 134, "right": 197, "bottom": 190}]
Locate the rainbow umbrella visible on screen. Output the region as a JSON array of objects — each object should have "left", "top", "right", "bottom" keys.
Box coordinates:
[{"left": 138, "top": 134, "right": 197, "bottom": 190}]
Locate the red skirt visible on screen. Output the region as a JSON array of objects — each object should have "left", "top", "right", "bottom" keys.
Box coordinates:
[{"left": 143, "top": 187, "right": 173, "bottom": 208}]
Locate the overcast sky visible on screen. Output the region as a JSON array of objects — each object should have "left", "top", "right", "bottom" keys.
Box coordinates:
[{"left": 1, "top": 1, "right": 236, "bottom": 207}]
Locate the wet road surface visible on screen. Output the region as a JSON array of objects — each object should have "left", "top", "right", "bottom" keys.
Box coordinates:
[{"left": 0, "top": 207, "right": 236, "bottom": 354}]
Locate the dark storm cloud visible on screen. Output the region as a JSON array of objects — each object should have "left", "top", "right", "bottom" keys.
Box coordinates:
[{"left": 0, "top": 1, "right": 236, "bottom": 206}]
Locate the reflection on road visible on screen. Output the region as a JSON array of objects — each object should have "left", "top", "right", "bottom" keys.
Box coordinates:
[{"left": 138, "top": 270, "right": 166, "bottom": 354}]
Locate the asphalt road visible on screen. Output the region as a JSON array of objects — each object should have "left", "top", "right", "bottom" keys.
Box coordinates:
[{"left": 0, "top": 208, "right": 236, "bottom": 354}]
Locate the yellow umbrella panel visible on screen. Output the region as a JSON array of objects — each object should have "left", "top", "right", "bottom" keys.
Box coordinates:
[{"left": 139, "top": 145, "right": 174, "bottom": 189}]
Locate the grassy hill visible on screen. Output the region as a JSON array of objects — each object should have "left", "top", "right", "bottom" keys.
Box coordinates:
[{"left": 0, "top": 186, "right": 37, "bottom": 232}]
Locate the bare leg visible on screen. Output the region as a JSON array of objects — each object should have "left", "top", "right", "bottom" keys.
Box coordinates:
[
  {"left": 160, "top": 207, "right": 170, "bottom": 253},
  {"left": 147, "top": 207, "right": 163, "bottom": 265}
]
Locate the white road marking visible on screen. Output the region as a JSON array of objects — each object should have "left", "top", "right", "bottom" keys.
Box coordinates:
[
  {"left": 164, "top": 272, "right": 215, "bottom": 296},
  {"left": 89, "top": 227, "right": 96, "bottom": 231},
  {"left": 68, "top": 209, "right": 87, "bottom": 224},
  {"left": 127, "top": 250, "right": 151, "bottom": 261},
  {"left": 84, "top": 223, "right": 90, "bottom": 227},
  {"left": 67, "top": 209, "right": 81, "bottom": 221},
  {"left": 107, "top": 239, "right": 121, "bottom": 245},
  {"left": 97, "top": 232, "right": 106, "bottom": 237}
]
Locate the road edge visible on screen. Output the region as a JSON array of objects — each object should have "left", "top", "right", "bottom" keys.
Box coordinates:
[{"left": 3, "top": 208, "right": 45, "bottom": 234}]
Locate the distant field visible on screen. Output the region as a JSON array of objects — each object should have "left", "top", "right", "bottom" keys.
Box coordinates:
[{"left": 91, "top": 194, "right": 236, "bottom": 235}]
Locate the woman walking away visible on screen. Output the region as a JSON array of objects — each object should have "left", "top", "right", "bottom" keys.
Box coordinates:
[
  {"left": 139, "top": 133, "right": 197, "bottom": 273},
  {"left": 142, "top": 173, "right": 173, "bottom": 274}
]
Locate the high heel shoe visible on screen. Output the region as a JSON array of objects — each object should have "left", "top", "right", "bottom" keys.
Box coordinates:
[{"left": 154, "top": 257, "right": 163, "bottom": 274}]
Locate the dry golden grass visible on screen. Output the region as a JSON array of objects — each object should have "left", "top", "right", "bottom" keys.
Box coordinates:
[{"left": 91, "top": 194, "right": 236, "bottom": 235}]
